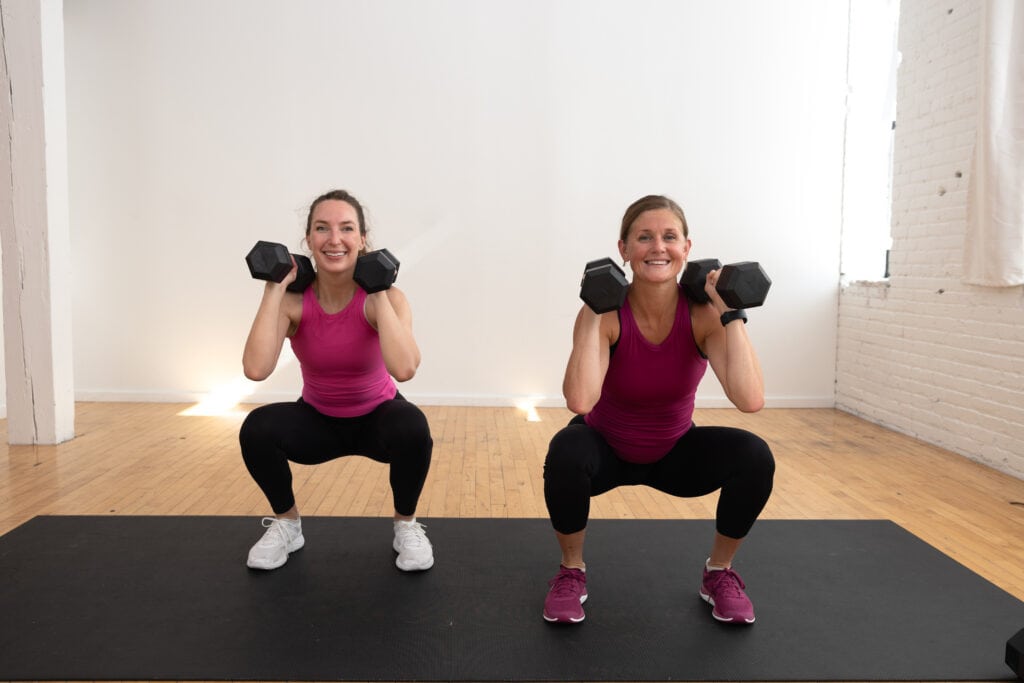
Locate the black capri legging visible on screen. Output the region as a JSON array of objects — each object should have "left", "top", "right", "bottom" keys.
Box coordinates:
[
  {"left": 239, "top": 394, "right": 433, "bottom": 516},
  {"left": 544, "top": 416, "right": 774, "bottom": 539}
]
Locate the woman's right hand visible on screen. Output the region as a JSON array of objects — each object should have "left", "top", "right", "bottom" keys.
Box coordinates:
[{"left": 271, "top": 255, "right": 300, "bottom": 291}]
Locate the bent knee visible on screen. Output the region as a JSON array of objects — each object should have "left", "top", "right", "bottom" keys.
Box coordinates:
[
  {"left": 239, "top": 406, "right": 275, "bottom": 446},
  {"left": 752, "top": 437, "right": 775, "bottom": 476},
  {"left": 543, "top": 425, "right": 598, "bottom": 476},
  {"left": 383, "top": 405, "right": 433, "bottom": 454}
]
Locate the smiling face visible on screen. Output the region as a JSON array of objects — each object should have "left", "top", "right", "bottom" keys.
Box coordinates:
[
  {"left": 305, "top": 199, "right": 366, "bottom": 274},
  {"left": 619, "top": 208, "right": 691, "bottom": 283}
]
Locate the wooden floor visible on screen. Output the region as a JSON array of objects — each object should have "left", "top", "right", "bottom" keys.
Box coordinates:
[{"left": 2, "top": 402, "right": 1023, "bottom": 683}]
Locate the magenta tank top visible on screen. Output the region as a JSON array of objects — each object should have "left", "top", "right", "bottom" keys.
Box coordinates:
[
  {"left": 585, "top": 286, "right": 708, "bottom": 463},
  {"left": 288, "top": 287, "right": 397, "bottom": 417}
]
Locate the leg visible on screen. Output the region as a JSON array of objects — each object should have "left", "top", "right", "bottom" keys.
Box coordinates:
[
  {"left": 239, "top": 400, "right": 350, "bottom": 515},
  {"left": 543, "top": 418, "right": 628, "bottom": 558},
  {"left": 709, "top": 532, "right": 744, "bottom": 569},
  {"left": 648, "top": 425, "right": 775, "bottom": 559},
  {"left": 648, "top": 425, "right": 775, "bottom": 624},
  {"left": 358, "top": 396, "right": 435, "bottom": 571},
  {"left": 238, "top": 400, "right": 356, "bottom": 570},
  {"left": 541, "top": 418, "right": 625, "bottom": 623},
  {"left": 555, "top": 529, "right": 587, "bottom": 570},
  {"left": 543, "top": 420, "right": 598, "bottom": 568},
  {"left": 358, "top": 395, "right": 433, "bottom": 519}
]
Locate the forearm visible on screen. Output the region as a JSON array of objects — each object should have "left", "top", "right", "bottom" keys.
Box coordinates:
[{"left": 721, "top": 323, "right": 765, "bottom": 412}]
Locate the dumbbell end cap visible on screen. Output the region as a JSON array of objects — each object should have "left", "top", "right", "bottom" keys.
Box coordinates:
[
  {"left": 718, "top": 261, "right": 771, "bottom": 309},
  {"left": 246, "top": 241, "right": 292, "bottom": 282},
  {"left": 580, "top": 259, "right": 629, "bottom": 313},
  {"left": 354, "top": 248, "right": 400, "bottom": 293}
]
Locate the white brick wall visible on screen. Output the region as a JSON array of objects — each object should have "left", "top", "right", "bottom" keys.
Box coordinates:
[{"left": 836, "top": 0, "right": 1024, "bottom": 479}]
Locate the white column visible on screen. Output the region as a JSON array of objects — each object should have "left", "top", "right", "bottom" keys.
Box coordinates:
[{"left": 0, "top": 0, "right": 75, "bottom": 444}]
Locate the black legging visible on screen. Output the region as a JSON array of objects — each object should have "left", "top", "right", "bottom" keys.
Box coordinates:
[
  {"left": 239, "top": 394, "right": 433, "bottom": 516},
  {"left": 544, "top": 415, "right": 774, "bottom": 538}
]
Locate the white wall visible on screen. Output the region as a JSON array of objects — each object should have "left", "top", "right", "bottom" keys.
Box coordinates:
[
  {"left": 837, "top": 0, "right": 1024, "bottom": 479},
  {"left": 61, "top": 0, "right": 849, "bottom": 409}
]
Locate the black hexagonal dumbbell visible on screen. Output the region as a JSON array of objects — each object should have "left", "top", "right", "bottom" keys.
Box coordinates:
[
  {"left": 580, "top": 257, "right": 629, "bottom": 314},
  {"left": 680, "top": 258, "right": 722, "bottom": 303},
  {"left": 717, "top": 261, "right": 772, "bottom": 308},
  {"left": 680, "top": 258, "right": 771, "bottom": 308},
  {"left": 353, "top": 248, "right": 400, "bottom": 294},
  {"left": 245, "top": 240, "right": 316, "bottom": 293}
]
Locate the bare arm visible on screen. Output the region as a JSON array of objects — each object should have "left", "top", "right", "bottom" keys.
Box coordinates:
[
  {"left": 242, "top": 258, "right": 302, "bottom": 381},
  {"left": 562, "top": 305, "right": 615, "bottom": 415},
  {"left": 696, "top": 270, "right": 765, "bottom": 412},
  {"left": 242, "top": 281, "right": 301, "bottom": 381},
  {"left": 365, "top": 286, "right": 421, "bottom": 382}
]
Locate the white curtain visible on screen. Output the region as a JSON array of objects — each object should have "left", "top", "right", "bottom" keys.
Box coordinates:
[{"left": 963, "top": 0, "right": 1024, "bottom": 287}]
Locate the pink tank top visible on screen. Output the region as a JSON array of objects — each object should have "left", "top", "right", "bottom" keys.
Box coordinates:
[
  {"left": 585, "top": 286, "right": 708, "bottom": 463},
  {"left": 289, "top": 287, "right": 397, "bottom": 417}
]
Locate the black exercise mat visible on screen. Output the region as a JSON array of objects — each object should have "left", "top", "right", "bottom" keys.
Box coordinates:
[{"left": 1, "top": 516, "right": 1021, "bottom": 681}]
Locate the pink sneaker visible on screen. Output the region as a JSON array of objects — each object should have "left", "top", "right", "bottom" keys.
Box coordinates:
[
  {"left": 543, "top": 565, "right": 587, "bottom": 623},
  {"left": 700, "top": 565, "right": 755, "bottom": 624}
]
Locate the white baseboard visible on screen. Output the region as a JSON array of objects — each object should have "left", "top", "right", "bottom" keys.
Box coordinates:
[{"left": 71, "top": 391, "right": 835, "bottom": 409}]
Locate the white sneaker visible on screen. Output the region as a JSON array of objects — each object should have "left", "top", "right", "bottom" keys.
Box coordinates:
[
  {"left": 247, "top": 516, "right": 305, "bottom": 570},
  {"left": 393, "top": 519, "right": 434, "bottom": 571}
]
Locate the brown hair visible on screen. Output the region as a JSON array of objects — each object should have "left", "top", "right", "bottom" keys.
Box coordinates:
[
  {"left": 620, "top": 195, "right": 689, "bottom": 241},
  {"left": 305, "top": 189, "right": 369, "bottom": 255}
]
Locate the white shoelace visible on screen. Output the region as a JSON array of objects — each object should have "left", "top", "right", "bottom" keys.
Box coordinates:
[
  {"left": 259, "top": 516, "right": 298, "bottom": 545},
  {"left": 396, "top": 521, "right": 429, "bottom": 549}
]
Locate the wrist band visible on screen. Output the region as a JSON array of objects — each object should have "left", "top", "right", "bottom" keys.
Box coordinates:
[{"left": 720, "top": 309, "right": 748, "bottom": 327}]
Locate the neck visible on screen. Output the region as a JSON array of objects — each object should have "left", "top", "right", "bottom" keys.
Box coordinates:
[
  {"left": 628, "top": 278, "right": 678, "bottom": 316},
  {"left": 313, "top": 272, "right": 358, "bottom": 309}
]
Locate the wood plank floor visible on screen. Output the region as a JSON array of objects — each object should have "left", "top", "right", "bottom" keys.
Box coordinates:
[{"left": 2, "top": 402, "right": 1023, "bottom": 683}]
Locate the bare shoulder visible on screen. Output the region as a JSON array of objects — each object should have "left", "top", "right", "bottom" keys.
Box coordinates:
[
  {"left": 689, "top": 300, "right": 721, "bottom": 350},
  {"left": 283, "top": 290, "right": 304, "bottom": 336},
  {"left": 364, "top": 285, "right": 412, "bottom": 328},
  {"left": 574, "top": 304, "right": 620, "bottom": 347},
  {"left": 601, "top": 308, "right": 621, "bottom": 346},
  {"left": 385, "top": 285, "right": 410, "bottom": 306},
  {"left": 374, "top": 285, "right": 411, "bottom": 313}
]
